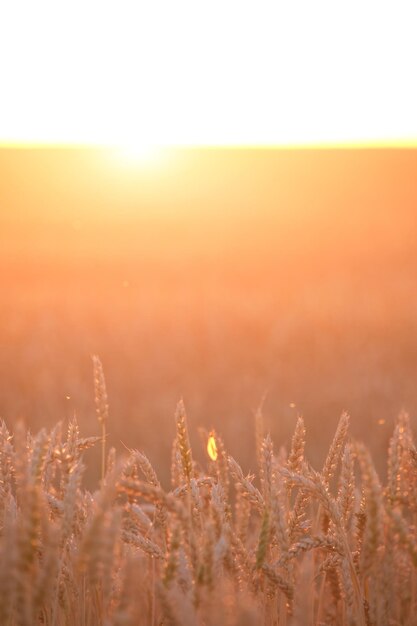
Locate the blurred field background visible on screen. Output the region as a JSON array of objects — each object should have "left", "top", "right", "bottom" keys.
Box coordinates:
[{"left": 1, "top": 148, "right": 416, "bottom": 484}]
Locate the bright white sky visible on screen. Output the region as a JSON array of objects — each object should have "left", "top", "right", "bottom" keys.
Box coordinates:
[{"left": 0, "top": 0, "right": 416, "bottom": 147}]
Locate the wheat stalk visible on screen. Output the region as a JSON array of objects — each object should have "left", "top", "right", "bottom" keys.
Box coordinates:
[
  {"left": 1, "top": 367, "right": 417, "bottom": 625},
  {"left": 92, "top": 355, "right": 109, "bottom": 482}
]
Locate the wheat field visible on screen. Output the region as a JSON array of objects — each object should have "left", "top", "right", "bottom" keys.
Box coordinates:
[{"left": 0, "top": 356, "right": 416, "bottom": 626}]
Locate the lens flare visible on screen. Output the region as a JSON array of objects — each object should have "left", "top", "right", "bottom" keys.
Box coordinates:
[{"left": 207, "top": 434, "right": 218, "bottom": 461}]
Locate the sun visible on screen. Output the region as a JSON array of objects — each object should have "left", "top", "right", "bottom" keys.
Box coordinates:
[
  {"left": 115, "top": 142, "right": 162, "bottom": 164},
  {"left": 109, "top": 142, "right": 168, "bottom": 170}
]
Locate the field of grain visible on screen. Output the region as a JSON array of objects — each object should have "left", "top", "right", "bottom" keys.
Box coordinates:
[
  {"left": 0, "top": 356, "right": 416, "bottom": 625},
  {"left": 1, "top": 148, "right": 417, "bottom": 624}
]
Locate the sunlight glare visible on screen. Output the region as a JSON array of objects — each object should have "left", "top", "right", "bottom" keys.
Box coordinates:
[{"left": 112, "top": 143, "right": 167, "bottom": 169}]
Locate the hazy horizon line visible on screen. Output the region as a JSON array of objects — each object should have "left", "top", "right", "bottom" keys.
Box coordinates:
[{"left": 1, "top": 140, "right": 417, "bottom": 150}]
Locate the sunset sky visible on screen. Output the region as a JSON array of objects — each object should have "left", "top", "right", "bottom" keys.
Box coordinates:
[{"left": 1, "top": 1, "right": 416, "bottom": 148}]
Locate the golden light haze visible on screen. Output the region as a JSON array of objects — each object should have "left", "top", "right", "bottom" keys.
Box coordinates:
[
  {"left": 2, "top": 5, "right": 417, "bottom": 622},
  {"left": 1, "top": 1, "right": 416, "bottom": 148},
  {"left": 1, "top": 148, "right": 417, "bottom": 475},
  {"left": 1, "top": 0, "right": 417, "bottom": 494}
]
